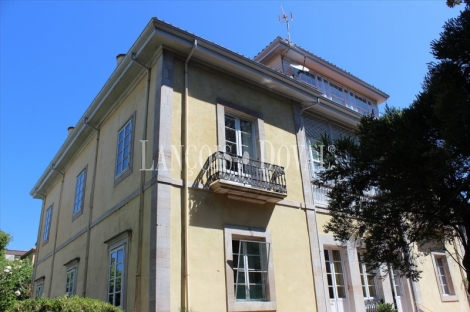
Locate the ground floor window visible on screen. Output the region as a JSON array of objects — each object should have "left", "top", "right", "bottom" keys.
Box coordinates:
[
  {"left": 358, "top": 253, "right": 378, "bottom": 299},
  {"left": 65, "top": 267, "right": 77, "bottom": 297},
  {"left": 108, "top": 244, "right": 126, "bottom": 307}
]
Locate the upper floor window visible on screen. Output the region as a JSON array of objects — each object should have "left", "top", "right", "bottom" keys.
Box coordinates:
[
  {"left": 116, "top": 119, "right": 133, "bottom": 178},
  {"left": 224, "top": 114, "right": 256, "bottom": 160},
  {"left": 42, "top": 205, "right": 53, "bottom": 244},
  {"left": 73, "top": 168, "right": 86, "bottom": 218}
]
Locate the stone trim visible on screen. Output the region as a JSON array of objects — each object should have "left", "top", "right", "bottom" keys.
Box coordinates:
[
  {"left": 55, "top": 227, "right": 87, "bottom": 253},
  {"left": 224, "top": 225, "right": 277, "bottom": 312},
  {"left": 292, "top": 104, "right": 314, "bottom": 205},
  {"left": 90, "top": 189, "right": 140, "bottom": 228}
]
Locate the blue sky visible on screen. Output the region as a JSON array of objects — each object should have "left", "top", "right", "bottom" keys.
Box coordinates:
[{"left": 0, "top": 1, "right": 462, "bottom": 250}]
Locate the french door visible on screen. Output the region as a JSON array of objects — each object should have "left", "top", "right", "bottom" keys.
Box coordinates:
[
  {"left": 224, "top": 114, "right": 256, "bottom": 175},
  {"left": 391, "top": 269, "right": 405, "bottom": 312},
  {"left": 324, "top": 249, "right": 350, "bottom": 312}
]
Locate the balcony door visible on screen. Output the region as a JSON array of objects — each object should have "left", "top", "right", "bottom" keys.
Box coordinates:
[
  {"left": 390, "top": 269, "right": 411, "bottom": 312},
  {"left": 324, "top": 249, "right": 350, "bottom": 312},
  {"left": 224, "top": 114, "right": 256, "bottom": 175}
]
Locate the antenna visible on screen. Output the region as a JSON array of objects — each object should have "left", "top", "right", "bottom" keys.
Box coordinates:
[{"left": 278, "top": 5, "right": 293, "bottom": 44}]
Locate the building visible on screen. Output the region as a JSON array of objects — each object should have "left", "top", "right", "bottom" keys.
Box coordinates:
[
  {"left": 30, "top": 18, "right": 469, "bottom": 312},
  {"left": 21, "top": 247, "right": 37, "bottom": 265},
  {"left": 5, "top": 249, "right": 27, "bottom": 261}
]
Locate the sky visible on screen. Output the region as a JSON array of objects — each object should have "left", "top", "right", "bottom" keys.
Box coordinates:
[{"left": 0, "top": 1, "right": 462, "bottom": 250}]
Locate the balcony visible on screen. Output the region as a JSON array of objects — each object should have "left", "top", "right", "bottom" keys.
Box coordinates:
[
  {"left": 313, "top": 185, "right": 331, "bottom": 207},
  {"left": 365, "top": 299, "right": 383, "bottom": 312},
  {"left": 206, "top": 152, "right": 287, "bottom": 204}
]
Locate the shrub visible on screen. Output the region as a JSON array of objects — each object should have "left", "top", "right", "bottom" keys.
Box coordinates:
[
  {"left": 377, "top": 303, "right": 398, "bottom": 312},
  {"left": 8, "top": 295, "right": 124, "bottom": 312}
]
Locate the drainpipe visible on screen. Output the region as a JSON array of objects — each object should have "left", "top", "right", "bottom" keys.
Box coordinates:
[
  {"left": 31, "top": 189, "right": 46, "bottom": 289},
  {"left": 82, "top": 117, "right": 99, "bottom": 297},
  {"left": 130, "top": 52, "right": 151, "bottom": 312},
  {"left": 183, "top": 39, "right": 197, "bottom": 311},
  {"left": 48, "top": 165, "right": 65, "bottom": 297},
  {"left": 312, "top": 209, "right": 329, "bottom": 312}
]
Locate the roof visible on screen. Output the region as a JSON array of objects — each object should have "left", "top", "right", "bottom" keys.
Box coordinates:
[
  {"left": 254, "top": 37, "right": 389, "bottom": 99},
  {"left": 5, "top": 250, "right": 27, "bottom": 256}
]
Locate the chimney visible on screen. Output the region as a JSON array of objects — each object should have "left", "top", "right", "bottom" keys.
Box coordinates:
[
  {"left": 116, "top": 53, "right": 126, "bottom": 66},
  {"left": 67, "top": 126, "right": 74, "bottom": 136}
]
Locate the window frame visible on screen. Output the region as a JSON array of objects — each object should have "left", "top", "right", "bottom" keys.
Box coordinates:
[
  {"left": 72, "top": 166, "right": 87, "bottom": 221},
  {"left": 42, "top": 205, "right": 53, "bottom": 246},
  {"left": 224, "top": 226, "right": 277, "bottom": 312},
  {"left": 34, "top": 279, "right": 44, "bottom": 299},
  {"left": 65, "top": 264, "right": 78, "bottom": 297},
  {"left": 357, "top": 252, "right": 379, "bottom": 300},
  {"left": 216, "top": 99, "right": 265, "bottom": 163},
  {"left": 107, "top": 237, "right": 128, "bottom": 309},
  {"left": 431, "top": 252, "right": 458, "bottom": 302},
  {"left": 114, "top": 112, "right": 136, "bottom": 186}
]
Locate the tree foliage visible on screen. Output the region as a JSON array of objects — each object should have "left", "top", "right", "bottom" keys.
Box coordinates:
[
  {"left": 0, "top": 230, "right": 33, "bottom": 311},
  {"left": 316, "top": 8, "right": 470, "bottom": 290}
]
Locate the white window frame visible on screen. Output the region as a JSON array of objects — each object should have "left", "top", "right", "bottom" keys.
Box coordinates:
[
  {"left": 357, "top": 253, "right": 378, "bottom": 299},
  {"left": 42, "top": 205, "right": 53, "bottom": 245},
  {"left": 72, "top": 166, "right": 87, "bottom": 220},
  {"left": 224, "top": 226, "right": 277, "bottom": 312},
  {"left": 35, "top": 280, "right": 44, "bottom": 299},
  {"left": 224, "top": 114, "right": 257, "bottom": 160},
  {"left": 114, "top": 112, "right": 135, "bottom": 185},
  {"left": 65, "top": 265, "right": 78, "bottom": 297},
  {"left": 107, "top": 238, "right": 128, "bottom": 308},
  {"left": 431, "top": 252, "right": 458, "bottom": 302}
]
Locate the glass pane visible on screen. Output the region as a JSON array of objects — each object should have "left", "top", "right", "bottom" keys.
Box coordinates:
[
  {"left": 236, "top": 285, "right": 246, "bottom": 300},
  {"left": 328, "top": 287, "right": 334, "bottom": 299},
  {"left": 116, "top": 264, "right": 123, "bottom": 277},
  {"left": 234, "top": 271, "right": 245, "bottom": 283},
  {"left": 117, "top": 250, "right": 123, "bottom": 263},
  {"left": 116, "top": 276, "right": 122, "bottom": 291},
  {"left": 249, "top": 272, "right": 263, "bottom": 284},
  {"left": 240, "top": 119, "right": 252, "bottom": 133},
  {"left": 246, "top": 242, "right": 260, "bottom": 255},
  {"left": 326, "top": 273, "right": 333, "bottom": 286},
  {"left": 122, "top": 158, "right": 129, "bottom": 169},
  {"left": 225, "top": 128, "right": 236, "bottom": 144},
  {"left": 332, "top": 250, "right": 341, "bottom": 261},
  {"left": 108, "top": 294, "right": 114, "bottom": 305},
  {"left": 225, "top": 142, "right": 237, "bottom": 156},
  {"left": 337, "top": 286, "right": 346, "bottom": 298},
  {"left": 443, "top": 284, "right": 450, "bottom": 295},
  {"left": 232, "top": 240, "right": 240, "bottom": 254},
  {"left": 335, "top": 273, "right": 344, "bottom": 286},
  {"left": 225, "top": 115, "right": 235, "bottom": 129},
  {"left": 124, "top": 134, "right": 130, "bottom": 146},
  {"left": 247, "top": 256, "right": 261, "bottom": 270},
  {"left": 123, "top": 146, "right": 129, "bottom": 158},
  {"left": 125, "top": 122, "right": 131, "bottom": 134},
  {"left": 333, "top": 262, "right": 343, "bottom": 274},
  {"left": 109, "top": 280, "right": 114, "bottom": 292},
  {"left": 362, "top": 286, "right": 367, "bottom": 297},
  {"left": 369, "top": 285, "right": 377, "bottom": 297},
  {"left": 118, "top": 131, "right": 124, "bottom": 141},
  {"left": 115, "top": 292, "right": 121, "bottom": 307},
  {"left": 324, "top": 250, "right": 330, "bottom": 261},
  {"left": 250, "top": 285, "right": 264, "bottom": 300}
]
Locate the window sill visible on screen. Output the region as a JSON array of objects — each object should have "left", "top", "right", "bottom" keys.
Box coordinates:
[
  {"left": 72, "top": 210, "right": 83, "bottom": 222},
  {"left": 114, "top": 168, "right": 132, "bottom": 187},
  {"left": 441, "top": 294, "right": 458, "bottom": 302},
  {"left": 228, "top": 301, "right": 277, "bottom": 312}
]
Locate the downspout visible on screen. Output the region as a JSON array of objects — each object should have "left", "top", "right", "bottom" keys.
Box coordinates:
[
  {"left": 130, "top": 52, "right": 151, "bottom": 312},
  {"left": 31, "top": 189, "right": 46, "bottom": 289},
  {"left": 48, "top": 165, "right": 65, "bottom": 297},
  {"left": 82, "top": 117, "right": 99, "bottom": 297},
  {"left": 183, "top": 39, "right": 197, "bottom": 310},
  {"left": 312, "top": 209, "right": 329, "bottom": 312}
]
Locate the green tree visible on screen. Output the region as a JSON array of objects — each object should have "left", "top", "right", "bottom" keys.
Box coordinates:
[
  {"left": 0, "top": 230, "right": 33, "bottom": 311},
  {"left": 316, "top": 8, "right": 470, "bottom": 291}
]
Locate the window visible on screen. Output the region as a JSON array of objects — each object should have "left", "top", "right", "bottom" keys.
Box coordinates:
[
  {"left": 324, "top": 249, "right": 347, "bottom": 299},
  {"left": 224, "top": 114, "right": 256, "bottom": 160},
  {"left": 233, "top": 240, "right": 270, "bottom": 301},
  {"left": 115, "top": 114, "right": 135, "bottom": 182},
  {"left": 224, "top": 226, "right": 276, "bottom": 312},
  {"left": 307, "top": 137, "right": 324, "bottom": 180},
  {"left": 358, "top": 253, "right": 378, "bottom": 299},
  {"left": 432, "top": 253, "right": 458, "bottom": 301},
  {"left": 73, "top": 167, "right": 87, "bottom": 219},
  {"left": 108, "top": 243, "right": 126, "bottom": 308},
  {"left": 35, "top": 280, "right": 43, "bottom": 298},
  {"left": 65, "top": 267, "right": 77, "bottom": 297},
  {"left": 42, "top": 205, "right": 53, "bottom": 245}
]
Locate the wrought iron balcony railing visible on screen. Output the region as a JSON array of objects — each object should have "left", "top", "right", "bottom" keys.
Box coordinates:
[
  {"left": 365, "top": 299, "right": 383, "bottom": 312},
  {"left": 206, "top": 151, "right": 287, "bottom": 195}
]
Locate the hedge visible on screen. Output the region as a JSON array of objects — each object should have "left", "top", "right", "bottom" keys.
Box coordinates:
[{"left": 8, "top": 295, "right": 124, "bottom": 312}]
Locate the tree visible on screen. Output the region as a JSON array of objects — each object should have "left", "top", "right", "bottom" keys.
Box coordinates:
[
  {"left": 316, "top": 8, "right": 470, "bottom": 291},
  {"left": 0, "top": 230, "right": 33, "bottom": 311}
]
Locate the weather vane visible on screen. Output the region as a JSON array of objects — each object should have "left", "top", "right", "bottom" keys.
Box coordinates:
[{"left": 278, "top": 5, "right": 293, "bottom": 44}]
